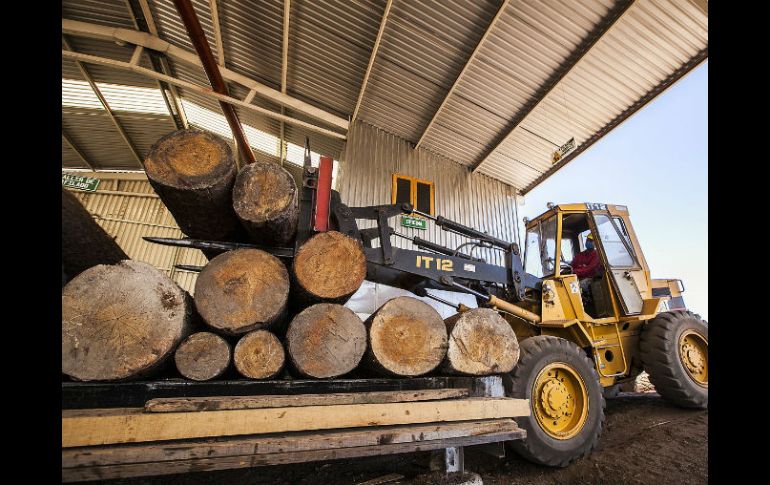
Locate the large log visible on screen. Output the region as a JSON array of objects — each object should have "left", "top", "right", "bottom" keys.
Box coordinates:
[
  {"left": 61, "top": 188, "right": 128, "bottom": 280},
  {"left": 142, "top": 129, "right": 241, "bottom": 242},
  {"left": 363, "top": 297, "right": 448, "bottom": 377},
  {"left": 62, "top": 261, "right": 193, "bottom": 381},
  {"left": 232, "top": 162, "right": 298, "bottom": 246},
  {"left": 194, "top": 249, "right": 289, "bottom": 335},
  {"left": 286, "top": 303, "right": 367, "bottom": 378},
  {"left": 441, "top": 308, "right": 519, "bottom": 375},
  {"left": 292, "top": 231, "right": 367, "bottom": 306},
  {"left": 174, "top": 332, "right": 232, "bottom": 381},
  {"left": 233, "top": 330, "right": 285, "bottom": 379}
]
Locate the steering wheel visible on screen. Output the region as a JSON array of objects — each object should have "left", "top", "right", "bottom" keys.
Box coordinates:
[{"left": 560, "top": 261, "right": 573, "bottom": 274}]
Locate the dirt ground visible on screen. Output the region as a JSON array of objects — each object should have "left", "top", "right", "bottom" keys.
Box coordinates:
[{"left": 100, "top": 391, "right": 707, "bottom": 485}]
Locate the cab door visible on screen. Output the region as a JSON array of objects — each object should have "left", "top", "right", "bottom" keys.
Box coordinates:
[{"left": 589, "top": 213, "right": 644, "bottom": 314}]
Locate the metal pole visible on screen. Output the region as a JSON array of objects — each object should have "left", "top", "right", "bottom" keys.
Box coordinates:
[{"left": 172, "top": 0, "right": 256, "bottom": 164}]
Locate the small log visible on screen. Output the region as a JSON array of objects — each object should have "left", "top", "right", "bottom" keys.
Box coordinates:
[
  {"left": 232, "top": 161, "right": 298, "bottom": 246},
  {"left": 286, "top": 303, "right": 367, "bottom": 378},
  {"left": 292, "top": 231, "right": 367, "bottom": 306},
  {"left": 194, "top": 248, "right": 289, "bottom": 335},
  {"left": 62, "top": 261, "right": 192, "bottom": 381},
  {"left": 143, "top": 129, "right": 241, "bottom": 242},
  {"left": 363, "top": 296, "right": 448, "bottom": 377},
  {"left": 174, "top": 332, "right": 232, "bottom": 381},
  {"left": 233, "top": 330, "right": 285, "bottom": 379},
  {"left": 61, "top": 188, "right": 128, "bottom": 280},
  {"left": 441, "top": 308, "right": 520, "bottom": 375}
]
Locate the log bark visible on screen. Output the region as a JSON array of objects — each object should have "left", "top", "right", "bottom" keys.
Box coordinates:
[
  {"left": 174, "top": 332, "right": 232, "bottom": 381},
  {"left": 142, "top": 129, "right": 241, "bottom": 242},
  {"left": 61, "top": 188, "right": 128, "bottom": 280},
  {"left": 232, "top": 161, "right": 298, "bottom": 246},
  {"left": 286, "top": 303, "right": 367, "bottom": 378},
  {"left": 441, "top": 308, "right": 519, "bottom": 375},
  {"left": 62, "top": 260, "right": 193, "bottom": 381},
  {"left": 194, "top": 248, "right": 289, "bottom": 335},
  {"left": 233, "top": 330, "right": 285, "bottom": 379},
  {"left": 292, "top": 231, "right": 367, "bottom": 306},
  {"left": 363, "top": 296, "right": 448, "bottom": 377}
]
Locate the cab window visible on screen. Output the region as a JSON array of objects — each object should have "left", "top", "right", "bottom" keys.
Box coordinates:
[
  {"left": 594, "top": 214, "right": 635, "bottom": 268},
  {"left": 524, "top": 215, "right": 557, "bottom": 277}
]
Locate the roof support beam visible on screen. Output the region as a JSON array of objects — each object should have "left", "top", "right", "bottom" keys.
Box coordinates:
[
  {"left": 279, "top": 0, "right": 290, "bottom": 166},
  {"left": 351, "top": 0, "right": 392, "bottom": 124},
  {"left": 173, "top": 0, "right": 255, "bottom": 165},
  {"left": 62, "top": 19, "right": 348, "bottom": 131},
  {"left": 129, "top": 0, "right": 188, "bottom": 130},
  {"left": 414, "top": 0, "right": 510, "bottom": 149},
  {"left": 520, "top": 47, "right": 708, "bottom": 195},
  {"left": 471, "top": 0, "right": 635, "bottom": 174},
  {"left": 63, "top": 36, "right": 144, "bottom": 168},
  {"left": 209, "top": 0, "right": 225, "bottom": 67},
  {"left": 62, "top": 130, "right": 95, "bottom": 171},
  {"left": 61, "top": 49, "right": 347, "bottom": 140}
]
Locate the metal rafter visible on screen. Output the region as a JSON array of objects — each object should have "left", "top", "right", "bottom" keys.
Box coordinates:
[
  {"left": 415, "top": 0, "right": 510, "bottom": 150},
  {"left": 63, "top": 19, "right": 348, "bottom": 131},
  {"left": 279, "top": 0, "right": 290, "bottom": 165},
  {"left": 63, "top": 36, "right": 144, "bottom": 168},
  {"left": 471, "top": 0, "right": 636, "bottom": 174},
  {"left": 520, "top": 48, "right": 708, "bottom": 195},
  {"left": 62, "top": 130, "right": 95, "bottom": 171},
  {"left": 209, "top": 0, "right": 225, "bottom": 67},
  {"left": 351, "top": 0, "right": 393, "bottom": 124},
  {"left": 61, "top": 49, "right": 347, "bottom": 140}
]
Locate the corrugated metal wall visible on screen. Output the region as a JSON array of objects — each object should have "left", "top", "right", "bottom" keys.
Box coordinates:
[
  {"left": 337, "top": 121, "right": 520, "bottom": 267},
  {"left": 66, "top": 178, "right": 206, "bottom": 294}
]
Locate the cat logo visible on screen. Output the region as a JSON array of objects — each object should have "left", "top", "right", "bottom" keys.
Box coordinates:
[{"left": 416, "top": 255, "right": 453, "bottom": 272}]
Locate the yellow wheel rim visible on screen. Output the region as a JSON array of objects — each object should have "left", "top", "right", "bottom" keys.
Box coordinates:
[
  {"left": 532, "top": 362, "right": 589, "bottom": 440},
  {"left": 679, "top": 330, "right": 708, "bottom": 387}
]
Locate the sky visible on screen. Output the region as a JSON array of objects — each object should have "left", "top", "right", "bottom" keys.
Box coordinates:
[{"left": 519, "top": 61, "right": 708, "bottom": 320}]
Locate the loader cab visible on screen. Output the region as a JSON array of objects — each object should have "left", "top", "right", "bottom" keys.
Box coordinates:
[{"left": 524, "top": 203, "right": 651, "bottom": 318}]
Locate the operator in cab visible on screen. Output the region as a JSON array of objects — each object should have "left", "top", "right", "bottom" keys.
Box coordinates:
[{"left": 572, "top": 233, "right": 603, "bottom": 293}]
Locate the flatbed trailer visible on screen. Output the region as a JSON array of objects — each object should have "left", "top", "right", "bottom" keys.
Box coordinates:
[{"left": 61, "top": 376, "right": 528, "bottom": 482}]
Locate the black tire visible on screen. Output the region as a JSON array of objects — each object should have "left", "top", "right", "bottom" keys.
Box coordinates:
[
  {"left": 503, "top": 336, "right": 605, "bottom": 467},
  {"left": 639, "top": 310, "right": 708, "bottom": 409}
]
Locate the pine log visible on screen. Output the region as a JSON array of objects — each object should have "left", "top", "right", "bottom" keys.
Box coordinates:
[
  {"left": 292, "top": 231, "right": 367, "bottom": 306},
  {"left": 142, "top": 129, "right": 241, "bottom": 242},
  {"left": 61, "top": 188, "right": 128, "bottom": 280},
  {"left": 363, "top": 296, "right": 448, "bottom": 377},
  {"left": 233, "top": 330, "right": 285, "bottom": 379},
  {"left": 441, "top": 308, "right": 520, "bottom": 375},
  {"left": 62, "top": 261, "right": 193, "bottom": 381},
  {"left": 194, "top": 248, "right": 289, "bottom": 335},
  {"left": 286, "top": 303, "right": 367, "bottom": 378},
  {"left": 232, "top": 162, "right": 298, "bottom": 246},
  {"left": 174, "top": 332, "right": 232, "bottom": 381}
]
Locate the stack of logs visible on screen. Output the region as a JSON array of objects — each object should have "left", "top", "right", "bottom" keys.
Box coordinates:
[{"left": 61, "top": 129, "right": 519, "bottom": 383}]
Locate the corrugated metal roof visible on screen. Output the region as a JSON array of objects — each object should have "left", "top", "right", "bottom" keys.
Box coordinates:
[{"left": 61, "top": 0, "right": 707, "bottom": 193}]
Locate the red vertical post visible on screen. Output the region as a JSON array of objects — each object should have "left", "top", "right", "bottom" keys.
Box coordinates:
[{"left": 314, "top": 156, "right": 334, "bottom": 232}]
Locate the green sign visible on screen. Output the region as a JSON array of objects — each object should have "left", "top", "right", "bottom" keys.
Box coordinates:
[
  {"left": 401, "top": 215, "right": 426, "bottom": 230},
  {"left": 62, "top": 173, "right": 100, "bottom": 192}
]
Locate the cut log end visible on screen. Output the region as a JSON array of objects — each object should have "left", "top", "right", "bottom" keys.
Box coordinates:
[
  {"left": 62, "top": 261, "right": 192, "bottom": 382},
  {"left": 194, "top": 248, "right": 289, "bottom": 335},
  {"left": 443, "top": 308, "right": 520, "bottom": 375},
  {"left": 293, "top": 231, "right": 366, "bottom": 301},
  {"left": 234, "top": 330, "right": 286, "bottom": 379},
  {"left": 365, "top": 296, "right": 448, "bottom": 377},
  {"left": 143, "top": 129, "right": 234, "bottom": 188},
  {"left": 174, "top": 332, "right": 232, "bottom": 381},
  {"left": 232, "top": 162, "right": 298, "bottom": 245},
  {"left": 286, "top": 303, "right": 367, "bottom": 378}
]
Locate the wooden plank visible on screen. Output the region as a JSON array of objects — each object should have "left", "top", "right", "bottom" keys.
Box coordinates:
[
  {"left": 63, "top": 419, "right": 518, "bottom": 467},
  {"left": 62, "top": 398, "right": 530, "bottom": 447},
  {"left": 62, "top": 428, "right": 525, "bottom": 482},
  {"left": 62, "top": 376, "right": 489, "bottom": 409},
  {"left": 145, "top": 389, "right": 470, "bottom": 413}
]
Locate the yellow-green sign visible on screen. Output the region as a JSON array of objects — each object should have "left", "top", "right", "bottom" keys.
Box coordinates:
[
  {"left": 62, "top": 173, "right": 100, "bottom": 192},
  {"left": 401, "top": 215, "right": 426, "bottom": 230}
]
